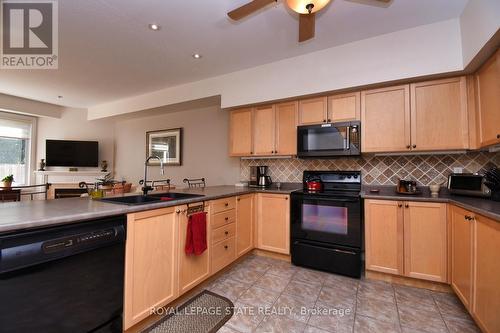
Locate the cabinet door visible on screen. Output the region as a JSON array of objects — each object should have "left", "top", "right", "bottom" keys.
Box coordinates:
[
  {"left": 229, "top": 108, "right": 253, "bottom": 156},
  {"left": 236, "top": 194, "right": 254, "bottom": 257},
  {"left": 177, "top": 205, "right": 210, "bottom": 295},
  {"left": 275, "top": 101, "right": 298, "bottom": 156},
  {"left": 253, "top": 105, "right": 275, "bottom": 155},
  {"left": 124, "top": 208, "right": 178, "bottom": 329},
  {"left": 328, "top": 92, "right": 360, "bottom": 122},
  {"left": 450, "top": 205, "right": 473, "bottom": 309},
  {"left": 404, "top": 202, "right": 447, "bottom": 282},
  {"left": 476, "top": 50, "right": 500, "bottom": 147},
  {"left": 473, "top": 214, "right": 500, "bottom": 333},
  {"left": 410, "top": 77, "right": 469, "bottom": 151},
  {"left": 256, "top": 193, "right": 290, "bottom": 254},
  {"left": 364, "top": 199, "right": 404, "bottom": 275},
  {"left": 298, "top": 97, "right": 327, "bottom": 125},
  {"left": 361, "top": 85, "right": 410, "bottom": 153}
]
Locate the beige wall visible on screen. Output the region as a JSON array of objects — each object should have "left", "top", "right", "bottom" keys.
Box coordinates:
[
  {"left": 113, "top": 104, "right": 240, "bottom": 187},
  {"left": 36, "top": 107, "right": 115, "bottom": 172}
]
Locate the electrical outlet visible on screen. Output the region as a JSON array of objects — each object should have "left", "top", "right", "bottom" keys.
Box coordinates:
[{"left": 453, "top": 167, "right": 463, "bottom": 174}]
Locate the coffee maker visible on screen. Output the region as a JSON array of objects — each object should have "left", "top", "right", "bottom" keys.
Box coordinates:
[{"left": 249, "top": 166, "right": 272, "bottom": 187}]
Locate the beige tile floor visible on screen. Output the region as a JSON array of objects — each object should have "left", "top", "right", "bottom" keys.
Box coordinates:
[{"left": 207, "top": 254, "right": 480, "bottom": 333}]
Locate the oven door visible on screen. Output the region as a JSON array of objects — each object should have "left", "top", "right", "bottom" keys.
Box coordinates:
[{"left": 291, "top": 193, "right": 361, "bottom": 248}]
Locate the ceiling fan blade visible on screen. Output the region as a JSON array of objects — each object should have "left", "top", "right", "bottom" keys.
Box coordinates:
[
  {"left": 228, "top": 0, "right": 276, "bottom": 20},
  {"left": 299, "top": 13, "right": 315, "bottom": 42}
]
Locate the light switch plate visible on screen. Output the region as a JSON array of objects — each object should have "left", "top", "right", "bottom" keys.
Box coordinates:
[{"left": 453, "top": 167, "right": 464, "bottom": 174}]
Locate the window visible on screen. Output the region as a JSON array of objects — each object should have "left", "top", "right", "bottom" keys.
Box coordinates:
[{"left": 0, "top": 112, "right": 36, "bottom": 186}]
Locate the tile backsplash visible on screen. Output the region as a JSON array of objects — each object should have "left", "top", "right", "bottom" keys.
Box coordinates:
[{"left": 240, "top": 152, "right": 500, "bottom": 186}]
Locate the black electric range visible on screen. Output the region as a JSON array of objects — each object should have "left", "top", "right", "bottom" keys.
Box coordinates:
[{"left": 290, "top": 170, "right": 362, "bottom": 278}]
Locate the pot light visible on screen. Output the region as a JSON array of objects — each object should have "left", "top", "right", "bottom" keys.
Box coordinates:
[
  {"left": 148, "top": 23, "right": 161, "bottom": 31},
  {"left": 192, "top": 53, "right": 202, "bottom": 59},
  {"left": 57, "top": 95, "right": 63, "bottom": 99},
  {"left": 285, "top": 0, "right": 331, "bottom": 14}
]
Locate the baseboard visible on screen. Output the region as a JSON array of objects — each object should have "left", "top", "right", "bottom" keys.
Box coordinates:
[
  {"left": 365, "top": 270, "right": 453, "bottom": 293},
  {"left": 252, "top": 248, "right": 291, "bottom": 262}
]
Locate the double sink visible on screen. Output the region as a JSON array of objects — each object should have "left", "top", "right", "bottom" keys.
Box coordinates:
[{"left": 100, "top": 192, "right": 204, "bottom": 206}]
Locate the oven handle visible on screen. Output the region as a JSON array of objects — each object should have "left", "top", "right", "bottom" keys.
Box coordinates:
[
  {"left": 295, "top": 195, "right": 360, "bottom": 203},
  {"left": 345, "top": 126, "right": 350, "bottom": 150}
]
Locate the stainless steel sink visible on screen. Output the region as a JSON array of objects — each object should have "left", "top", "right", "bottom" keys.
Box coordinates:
[{"left": 99, "top": 192, "right": 204, "bottom": 206}]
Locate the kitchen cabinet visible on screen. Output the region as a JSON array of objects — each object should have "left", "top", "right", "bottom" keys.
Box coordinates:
[
  {"left": 364, "top": 200, "right": 404, "bottom": 275},
  {"left": 229, "top": 108, "right": 253, "bottom": 156},
  {"left": 256, "top": 193, "right": 290, "bottom": 254},
  {"left": 236, "top": 194, "right": 254, "bottom": 257},
  {"left": 361, "top": 85, "right": 411, "bottom": 153},
  {"left": 275, "top": 101, "right": 298, "bottom": 155},
  {"left": 124, "top": 208, "right": 178, "bottom": 329},
  {"left": 177, "top": 205, "right": 211, "bottom": 296},
  {"left": 298, "top": 97, "right": 328, "bottom": 125},
  {"left": 410, "top": 77, "right": 469, "bottom": 151},
  {"left": 403, "top": 201, "right": 448, "bottom": 283},
  {"left": 472, "top": 214, "right": 500, "bottom": 333},
  {"left": 328, "top": 91, "right": 360, "bottom": 122},
  {"left": 364, "top": 200, "right": 447, "bottom": 282},
  {"left": 450, "top": 205, "right": 474, "bottom": 309},
  {"left": 476, "top": 50, "right": 500, "bottom": 147},
  {"left": 253, "top": 105, "right": 275, "bottom": 155}
]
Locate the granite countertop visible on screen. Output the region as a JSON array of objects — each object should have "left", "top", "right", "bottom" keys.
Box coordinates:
[
  {"left": 0, "top": 183, "right": 302, "bottom": 234},
  {"left": 361, "top": 185, "right": 500, "bottom": 221}
]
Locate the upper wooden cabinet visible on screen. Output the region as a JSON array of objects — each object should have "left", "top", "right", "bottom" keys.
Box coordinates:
[
  {"left": 236, "top": 194, "right": 254, "bottom": 257},
  {"left": 124, "top": 208, "right": 178, "bottom": 330},
  {"left": 403, "top": 201, "right": 448, "bottom": 283},
  {"left": 298, "top": 97, "right": 328, "bottom": 125},
  {"left": 328, "top": 92, "right": 360, "bottom": 122},
  {"left": 365, "top": 199, "right": 447, "bottom": 283},
  {"left": 476, "top": 50, "right": 500, "bottom": 147},
  {"left": 253, "top": 105, "right": 275, "bottom": 155},
  {"left": 362, "top": 77, "right": 469, "bottom": 153},
  {"left": 229, "top": 108, "right": 253, "bottom": 156},
  {"left": 473, "top": 214, "right": 500, "bottom": 333},
  {"left": 256, "top": 193, "right": 290, "bottom": 254},
  {"left": 361, "top": 85, "right": 411, "bottom": 153},
  {"left": 450, "top": 205, "right": 474, "bottom": 310},
  {"left": 275, "top": 102, "right": 298, "bottom": 156},
  {"left": 410, "top": 77, "right": 469, "bottom": 151}
]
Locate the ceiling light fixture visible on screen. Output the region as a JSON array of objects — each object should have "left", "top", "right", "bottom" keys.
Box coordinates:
[
  {"left": 57, "top": 95, "right": 63, "bottom": 99},
  {"left": 148, "top": 23, "right": 161, "bottom": 31},
  {"left": 192, "top": 53, "right": 202, "bottom": 59},
  {"left": 285, "top": 0, "right": 331, "bottom": 14}
]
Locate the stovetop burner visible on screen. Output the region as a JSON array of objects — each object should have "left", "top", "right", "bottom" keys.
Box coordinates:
[{"left": 300, "top": 170, "right": 361, "bottom": 194}]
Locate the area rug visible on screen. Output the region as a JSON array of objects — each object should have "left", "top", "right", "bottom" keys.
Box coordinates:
[{"left": 141, "top": 290, "right": 234, "bottom": 333}]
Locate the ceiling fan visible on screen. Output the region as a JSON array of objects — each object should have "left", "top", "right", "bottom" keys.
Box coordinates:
[{"left": 228, "top": 0, "right": 391, "bottom": 42}]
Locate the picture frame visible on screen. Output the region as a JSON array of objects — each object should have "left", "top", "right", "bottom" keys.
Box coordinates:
[{"left": 146, "top": 128, "right": 182, "bottom": 166}]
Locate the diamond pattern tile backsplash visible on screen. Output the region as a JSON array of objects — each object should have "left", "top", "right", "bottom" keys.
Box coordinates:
[{"left": 240, "top": 152, "right": 500, "bottom": 186}]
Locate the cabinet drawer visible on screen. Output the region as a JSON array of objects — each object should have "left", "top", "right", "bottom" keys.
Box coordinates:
[
  {"left": 211, "top": 237, "right": 236, "bottom": 274},
  {"left": 212, "top": 209, "right": 236, "bottom": 229},
  {"left": 212, "top": 223, "right": 236, "bottom": 244},
  {"left": 211, "top": 197, "right": 236, "bottom": 214}
]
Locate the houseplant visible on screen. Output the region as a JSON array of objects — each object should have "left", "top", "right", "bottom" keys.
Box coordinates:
[{"left": 2, "top": 174, "right": 14, "bottom": 188}]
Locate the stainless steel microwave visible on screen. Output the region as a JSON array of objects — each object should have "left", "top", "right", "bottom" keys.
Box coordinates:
[
  {"left": 447, "top": 173, "right": 491, "bottom": 197},
  {"left": 297, "top": 121, "right": 361, "bottom": 158}
]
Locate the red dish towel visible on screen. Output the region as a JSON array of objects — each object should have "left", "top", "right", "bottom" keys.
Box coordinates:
[{"left": 185, "top": 212, "right": 207, "bottom": 256}]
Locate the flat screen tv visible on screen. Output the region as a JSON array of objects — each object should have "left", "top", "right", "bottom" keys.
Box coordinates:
[{"left": 46, "top": 140, "right": 99, "bottom": 167}]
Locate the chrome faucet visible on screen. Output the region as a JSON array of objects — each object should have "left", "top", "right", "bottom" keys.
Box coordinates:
[{"left": 142, "top": 156, "right": 165, "bottom": 196}]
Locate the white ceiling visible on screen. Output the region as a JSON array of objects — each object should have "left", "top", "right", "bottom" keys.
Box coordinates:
[{"left": 0, "top": 0, "right": 468, "bottom": 108}]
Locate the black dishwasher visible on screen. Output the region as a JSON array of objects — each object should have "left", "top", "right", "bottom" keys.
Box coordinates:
[{"left": 0, "top": 216, "right": 126, "bottom": 333}]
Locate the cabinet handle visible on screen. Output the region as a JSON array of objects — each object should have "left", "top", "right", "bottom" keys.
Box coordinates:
[
  {"left": 327, "top": 119, "right": 331, "bottom": 122},
  {"left": 224, "top": 245, "right": 228, "bottom": 250},
  {"left": 323, "top": 119, "right": 327, "bottom": 123},
  {"left": 225, "top": 217, "right": 229, "bottom": 221},
  {"left": 398, "top": 203, "right": 403, "bottom": 208},
  {"left": 405, "top": 204, "right": 409, "bottom": 208},
  {"left": 285, "top": 197, "right": 288, "bottom": 200},
  {"left": 250, "top": 151, "right": 254, "bottom": 155},
  {"left": 412, "top": 144, "right": 417, "bottom": 149},
  {"left": 497, "top": 134, "right": 500, "bottom": 139},
  {"left": 275, "top": 150, "right": 278, "bottom": 154},
  {"left": 225, "top": 231, "right": 229, "bottom": 235},
  {"left": 175, "top": 209, "right": 180, "bottom": 214},
  {"left": 406, "top": 145, "right": 411, "bottom": 149},
  {"left": 237, "top": 198, "right": 241, "bottom": 201}
]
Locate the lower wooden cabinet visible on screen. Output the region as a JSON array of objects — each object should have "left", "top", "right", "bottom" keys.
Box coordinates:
[
  {"left": 473, "top": 214, "right": 500, "bottom": 333},
  {"left": 236, "top": 194, "right": 254, "bottom": 257},
  {"left": 177, "top": 205, "right": 211, "bottom": 296},
  {"left": 256, "top": 193, "right": 290, "bottom": 254},
  {"left": 364, "top": 199, "right": 447, "bottom": 282},
  {"left": 124, "top": 208, "right": 178, "bottom": 330},
  {"left": 450, "top": 205, "right": 474, "bottom": 309}
]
